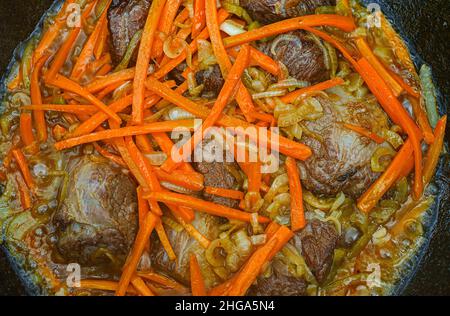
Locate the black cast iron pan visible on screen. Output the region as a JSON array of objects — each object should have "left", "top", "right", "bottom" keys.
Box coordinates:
[{"left": 0, "top": 0, "right": 448, "bottom": 296}]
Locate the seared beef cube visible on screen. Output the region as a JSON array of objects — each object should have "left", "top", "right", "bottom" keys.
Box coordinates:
[
  {"left": 259, "top": 31, "right": 329, "bottom": 83},
  {"left": 108, "top": 0, "right": 151, "bottom": 65},
  {"left": 241, "top": 0, "right": 336, "bottom": 24},
  {"left": 195, "top": 64, "right": 225, "bottom": 98},
  {"left": 53, "top": 156, "right": 138, "bottom": 268}
]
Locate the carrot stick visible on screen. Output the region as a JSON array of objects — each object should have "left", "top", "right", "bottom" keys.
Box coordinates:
[
  {"left": 223, "top": 15, "right": 356, "bottom": 48},
  {"left": 355, "top": 37, "right": 403, "bottom": 97},
  {"left": 285, "top": 157, "right": 306, "bottom": 231},
  {"left": 249, "top": 47, "right": 280, "bottom": 76},
  {"left": 192, "top": 0, "right": 206, "bottom": 38},
  {"left": 190, "top": 254, "right": 207, "bottom": 296},
  {"left": 155, "top": 168, "right": 204, "bottom": 192},
  {"left": 281, "top": 77, "right": 345, "bottom": 104},
  {"left": 21, "top": 104, "right": 97, "bottom": 115},
  {"left": 132, "top": 0, "right": 167, "bottom": 124},
  {"left": 15, "top": 173, "right": 32, "bottom": 210},
  {"left": 155, "top": 221, "right": 177, "bottom": 260},
  {"left": 423, "top": 115, "right": 447, "bottom": 186},
  {"left": 152, "top": 0, "right": 183, "bottom": 58},
  {"left": 204, "top": 187, "right": 244, "bottom": 200},
  {"left": 167, "top": 205, "right": 210, "bottom": 247},
  {"left": 167, "top": 203, "right": 196, "bottom": 223},
  {"left": 138, "top": 272, "right": 185, "bottom": 290},
  {"left": 116, "top": 212, "right": 159, "bottom": 296},
  {"left": 357, "top": 139, "right": 414, "bottom": 213},
  {"left": 93, "top": 142, "right": 126, "bottom": 167},
  {"left": 136, "top": 135, "right": 154, "bottom": 154},
  {"left": 80, "top": 279, "right": 137, "bottom": 295},
  {"left": 55, "top": 120, "right": 195, "bottom": 150},
  {"left": 45, "top": 28, "right": 81, "bottom": 81},
  {"left": 137, "top": 186, "right": 150, "bottom": 227},
  {"left": 94, "top": 18, "right": 109, "bottom": 59},
  {"left": 408, "top": 96, "right": 435, "bottom": 145},
  {"left": 31, "top": 55, "right": 49, "bottom": 142},
  {"left": 145, "top": 77, "right": 312, "bottom": 160},
  {"left": 12, "top": 149, "right": 35, "bottom": 192},
  {"left": 343, "top": 123, "right": 385, "bottom": 144},
  {"left": 19, "top": 113, "right": 35, "bottom": 147},
  {"left": 131, "top": 276, "right": 155, "bottom": 296},
  {"left": 357, "top": 58, "right": 423, "bottom": 199},
  {"left": 145, "top": 191, "right": 270, "bottom": 223},
  {"left": 48, "top": 74, "right": 121, "bottom": 123},
  {"left": 86, "top": 68, "right": 136, "bottom": 93}
]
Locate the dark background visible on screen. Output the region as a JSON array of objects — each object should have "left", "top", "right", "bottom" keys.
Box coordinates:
[{"left": 0, "top": 0, "right": 449, "bottom": 296}]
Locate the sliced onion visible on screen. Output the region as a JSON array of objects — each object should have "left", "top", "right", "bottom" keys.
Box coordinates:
[
  {"left": 251, "top": 234, "right": 267, "bottom": 246},
  {"left": 269, "top": 79, "right": 309, "bottom": 91},
  {"left": 220, "top": 20, "right": 245, "bottom": 36},
  {"left": 198, "top": 40, "right": 217, "bottom": 70},
  {"left": 144, "top": 152, "right": 167, "bottom": 166},
  {"left": 163, "top": 36, "right": 188, "bottom": 59},
  {"left": 371, "top": 146, "right": 396, "bottom": 172},
  {"left": 270, "top": 34, "right": 302, "bottom": 56},
  {"left": 252, "top": 90, "right": 286, "bottom": 99},
  {"left": 160, "top": 181, "right": 195, "bottom": 194},
  {"left": 167, "top": 107, "right": 196, "bottom": 120}
]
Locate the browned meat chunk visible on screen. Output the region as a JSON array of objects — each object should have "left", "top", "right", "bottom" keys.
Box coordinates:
[
  {"left": 241, "top": 0, "right": 336, "bottom": 24},
  {"left": 53, "top": 156, "right": 138, "bottom": 268},
  {"left": 195, "top": 64, "right": 225, "bottom": 98},
  {"left": 108, "top": 0, "right": 151, "bottom": 65},
  {"left": 259, "top": 31, "right": 329, "bottom": 83},
  {"left": 150, "top": 212, "right": 222, "bottom": 288},
  {"left": 298, "top": 97, "right": 390, "bottom": 198}
]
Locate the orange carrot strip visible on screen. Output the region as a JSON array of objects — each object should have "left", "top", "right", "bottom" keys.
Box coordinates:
[
  {"left": 166, "top": 205, "right": 210, "bottom": 247},
  {"left": 136, "top": 135, "right": 154, "bottom": 154},
  {"left": 116, "top": 212, "right": 159, "bottom": 296},
  {"left": 145, "top": 77, "right": 312, "bottom": 160},
  {"left": 355, "top": 37, "right": 403, "bottom": 96},
  {"left": 204, "top": 187, "right": 244, "bottom": 200},
  {"left": 423, "top": 116, "right": 447, "bottom": 186},
  {"left": 280, "top": 77, "right": 345, "bottom": 104},
  {"left": 31, "top": 55, "right": 49, "bottom": 142},
  {"left": 343, "top": 123, "right": 385, "bottom": 144},
  {"left": 357, "top": 58, "right": 423, "bottom": 199},
  {"left": 190, "top": 254, "right": 207, "bottom": 296},
  {"left": 138, "top": 272, "right": 185, "bottom": 290},
  {"left": 80, "top": 280, "right": 137, "bottom": 295},
  {"left": 155, "top": 168, "right": 204, "bottom": 192},
  {"left": 357, "top": 139, "right": 414, "bottom": 213},
  {"left": 93, "top": 142, "right": 126, "bottom": 167},
  {"left": 223, "top": 15, "right": 356, "bottom": 48},
  {"left": 12, "top": 149, "right": 35, "bottom": 192},
  {"left": 137, "top": 186, "right": 150, "bottom": 227},
  {"left": 55, "top": 120, "right": 195, "bottom": 150},
  {"left": 52, "top": 124, "right": 67, "bottom": 141},
  {"left": 49, "top": 74, "right": 121, "bottom": 123},
  {"left": 15, "top": 173, "right": 32, "bottom": 210},
  {"left": 285, "top": 157, "right": 306, "bottom": 231},
  {"left": 146, "top": 191, "right": 270, "bottom": 223},
  {"left": 94, "top": 18, "right": 109, "bottom": 59},
  {"left": 131, "top": 276, "right": 155, "bottom": 296},
  {"left": 388, "top": 68, "right": 420, "bottom": 99},
  {"left": 86, "top": 68, "right": 136, "bottom": 93},
  {"left": 155, "top": 221, "right": 177, "bottom": 260},
  {"left": 228, "top": 47, "right": 281, "bottom": 77},
  {"left": 21, "top": 104, "right": 97, "bottom": 115},
  {"left": 19, "top": 113, "right": 35, "bottom": 147},
  {"left": 408, "top": 96, "right": 435, "bottom": 145},
  {"left": 192, "top": 0, "right": 206, "bottom": 38},
  {"left": 96, "top": 80, "right": 126, "bottom": 100},
  {"left": 132, "top": 0, "right": 167, "bottom": 124},
  {"left": 152, "top": 0, "right": 183, "bottom": 58}
]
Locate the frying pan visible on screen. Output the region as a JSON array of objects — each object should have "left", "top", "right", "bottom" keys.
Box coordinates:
[{"left": 0, "top": 0, "right": 448, "bottom": 296}]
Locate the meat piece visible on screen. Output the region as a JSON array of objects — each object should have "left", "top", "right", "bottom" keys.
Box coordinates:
[
  {"left": 53, "top": 155, "right": 138, "bottom": 268},
  {"left": 249, "top": 261, "right": 307, "bottom": 296},
  {"left": 259, "top": 31, "right": 329, "bottom": 82},
  {"left": 298, "top": 219, "right": 338, "bottom": 283},
  {"left": 298, "top": 96, "right": 390, "bottom": 198},
  {"left": 108, "top": 0, "right": 151, "bottom": 65},
  {"left": 241, "top": 0, "right": 336, "bottom": 24},
  {"left": 195, "top": 64, "right": 225, "bottom": 98},
  {"left": 150, "top": 212, "right": 222, "bottom": 288}
]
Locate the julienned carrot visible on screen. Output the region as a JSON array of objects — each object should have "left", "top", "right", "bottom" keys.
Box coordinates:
[
  {"left": 169, "top": 44, "right": 251, "bottom": 170},
  {"left": 116, "top": 212, "right": 159, "bottom": 296},
  {"left": 80, "top": 279, "right": 137, "bottom": 295},
  {"left": 192, "top": 0, "right": 206, "bottom": 38},
  {"left": 131, "top": 276, "right": 155, "bottom": 296},
  {"left": 12, "top": 149, "right": 35, "bottom": 192},
  {"left": 145, "top": 77, "right": 312, "bottom": 161},
  {"left": 152, "top": 0, "right": 183, "bottom": 58},
  {"left": 155, "top": 168, "right": 204, "bottom": 192},
  {"left": 94, "top": 142, "right": 126, "bottom": 167},
  {"left": 343, "top": 123, "right": 385, "bottom": 144},
  {"left": 357, "top": 139, "right": 414, "bottom": 213},
  {"left": 132, "top": 0, "right": 167, "bottom": 124},
  {"left": 355, "top": 37, "right": 403, "bottom": 96},
  {"left": 145, "top": 191, "right": 270, "bottom": 223},
  {"left": 89, "top": 53, "right": 112, "bottom": 75},
  {"left": 155, "top": 221, "right": 177, "bottom": 260},
  {"left": 388, "top": 67, "right": 420, "bottom": 99},
  {"left": 96, "top": 80, "right": 126, "bottom": 100},
  {"left": 408, "top": 96, "right": 435, "bottom": 145},
  {"left": 94, "top": 18, "right": 109, "bottom": 59},
  {"left": 223, "top": 15, "right": 356, "bottom": 48},
  {"left": 87, "top": 68, "right": 136, "bottom": 93},
  {"left": 190, "top": 254, "right": 207, "bottom": 296},
  {"left": 16, "top": 173, "right": 32, "bottom": 210},
  {"left": 151, "top": 131, "right": 195, "bottom": 173},
  {"left": 31, "top": 55, "right": 49, "bottom": 142},
  {"left": 49, "top": 74, "right": 121, "bottom": 123},
  {"left": 34, "top": 0, "right": 76, "bottom": 62},
  {"left": 138, "top": 272, "right": 185, "bottom": 291},
  {"left": 227, "top": 47, "right": 280, "bottom": 76},
  {"left": 46, "top": 28, "right": 81, "bottom": 81},
  {"left": 19, "top": 113, "right": 35, "bottom": 147},
  {"left": 22, "top": 104, "right": 98, "bottom": 115},
  {"left": 357, "top": 58, "right": 423, "bottom": 199},
  {"left": 137, "top": 186, "right": 150, "bottom": 227},
  {"left": 55, "top": 120, "right": 195, "bottom": 150},
  {"left": 167, "top": 205, "right": 210, "bottom": 247},
  {"left": 204, "top": 187, "right": 244, "bottom": 200},
  {"left": 280, "top": 77, "right": 345, "bottom": 104},
  {"left": 71, "top": 0, "right": 112, "bottom": 80},
  {"left": 285, "top": 157, "right": 306, "bottom": 231},
  {"left": 423, "top": 116, "right": 447, "bottom": 186},
  {"left": 153, "top": 9, "right": 230, "bottom": 80}
]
